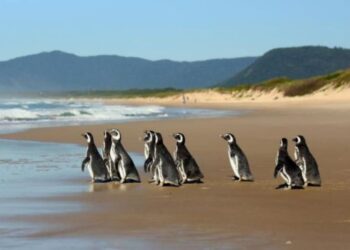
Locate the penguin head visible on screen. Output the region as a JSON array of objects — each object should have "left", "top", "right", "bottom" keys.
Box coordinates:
[
  {"left": 280, "top": 138, "right": 288, "bottom": 148},
  {"left": 82, "top": 132, "right": 94, "bottom": 143},
  {"left": 155, "top": 132, "right": 163, "bottom": 145},
  {"left": 104, "top": 130, "right": 111, "bottom": 140},
  {"left": 173, "top": 132, "right": 185, "bottom": 144},
  {"left": 143, "top": 130, "right": 155, "bottom": 143},
  {"left": 292, "top": 135, "right": 305, "bottom": 145},
  {"left": 110, "top": 129, "right": 122, "bottom": 142},
  {"left": 220, "top": 133, "right": 236, "bottom": 145}
]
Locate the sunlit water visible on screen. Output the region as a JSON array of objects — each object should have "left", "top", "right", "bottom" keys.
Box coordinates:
[
  {"left": 0, "top": 139, "right": 145, "bottom": 248},
  {"left": 0, "top": 140, "right": 250, "bottom": 249}
]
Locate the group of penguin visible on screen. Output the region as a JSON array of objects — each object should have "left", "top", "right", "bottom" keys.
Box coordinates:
[{"left": 81, "top": 129, "right": 321, "bottom": 189}]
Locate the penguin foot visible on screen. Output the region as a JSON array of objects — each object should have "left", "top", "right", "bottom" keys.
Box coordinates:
[
  {"left": 307, "top": 183, "right": 321, "bottom": 187},
  {"left": 275, "top": 183, "right": 288, "bottom": 189},
  {"left": 232, "top": 176, "right": 240, "bottom": 181},
  {"left": 124, "top": 178, "right": 141, "bottom": 183},
  {"left": 184, "top": 179, "right": 203, "bottom": 184}
]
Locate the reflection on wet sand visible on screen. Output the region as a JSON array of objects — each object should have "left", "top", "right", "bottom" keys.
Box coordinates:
[{"left": 88, "top": 182, "right": 133, "bottom": 192}]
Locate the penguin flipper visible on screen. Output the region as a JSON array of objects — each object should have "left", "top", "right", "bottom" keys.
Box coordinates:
[
  {"left": 273, "top": 162, "right": 283, "bottom": 178},
  {"left": 81, "top": 156, "right": 90, "bottom": 172},
  {"left": 144, "top": 157, "right": 152, "bottom": 173}
]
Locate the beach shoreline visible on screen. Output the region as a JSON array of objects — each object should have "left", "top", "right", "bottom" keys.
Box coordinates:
[{"left": 1, "top": 98, "right": 350, "bottom": 249}]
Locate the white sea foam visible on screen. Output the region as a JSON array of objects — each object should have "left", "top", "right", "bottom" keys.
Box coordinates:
[
  {"left": 0, "top": 98, "right": 235, "bottom": 133},
  {"left": 0, "top": 99, "right": 164, "bottom": 123}
]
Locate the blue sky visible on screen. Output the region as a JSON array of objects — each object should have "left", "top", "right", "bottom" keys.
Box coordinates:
[{"left": 0, "top": 0, "right": 349, "bottom": 61}]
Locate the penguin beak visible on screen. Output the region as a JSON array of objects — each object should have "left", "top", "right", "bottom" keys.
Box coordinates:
[
  {"left": 292, "top": 137, "right": 298, "bottom": 143},
  {"left": 220, "top": 134, "right": 225, "bottom": 140},
  {"left": 172, "top": 133, "right": 177, "bottom": 139},
  {"left": 81, "top": 133, "right": 86, "bottom": 138}
]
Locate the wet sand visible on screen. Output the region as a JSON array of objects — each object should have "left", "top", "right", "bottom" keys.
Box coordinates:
[{"left": 2, "top": 101, "right": 350, "bottom": 249}]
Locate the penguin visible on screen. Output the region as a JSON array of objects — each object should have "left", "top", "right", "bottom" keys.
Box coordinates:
[
  {"left": 81, "top": 132, "right": 110, "bottom": 182},
  {"left": 143, "top": 130, "right": 155, "bottom": 173},
  {"left": 153, "top": 132, "right": 181, "bottom": 186},
  {"left": 274, "top": 138, "right": 305, "bottom": 189},
  {"left": 292, "top": 135, "right": 321, "bottom": 186},
  {"left": 102, "top": 130, "right": 112, "bottom": 160},
  {"left": 109, "top": 129, "right": 141, "bottom": 183},
  {"left": 221, "top": 133, "right": 254, "bottom": 181},
  {"left": 173, "top": 132, "right": 204, "bottom": 184},
  {"left": 102, "top": 130, "right": 115, "bottom": 179}
]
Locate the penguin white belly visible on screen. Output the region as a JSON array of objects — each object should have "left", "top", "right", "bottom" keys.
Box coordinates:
[
  {"left": 301, "top": 157, "right": 307, "bottom": 182},
  {"left": 158, "top": 159, "right": 164, "bottom": 183},
  {"left": 228, "top": 151, "right": 240, "bottom": 178},
  {"left": 106, "top": 159, "right": 113, "bottom": 178},
  {"left": 110, "top": 149, "right": 117, "bottom": 163},
  {"left": 118, "top": 160, "right": 126, "bottom": 180},
  {"left": 144, "top": 144, "right": 149, "bottom": 158},
  {"left": 281, "top": 168, "right": 291, "bottom": 185},
  {"left": 87, "top": 162, "right": 94, "bottom": 179},
  {"left": 153, "top": 166, "right": 160, "bottom": 182},
  {"left": 294, "top": 147, "right": 299, "bottom": 160},
  {"left": 177, "top": 160, "right": 187, "bottom": 181}
]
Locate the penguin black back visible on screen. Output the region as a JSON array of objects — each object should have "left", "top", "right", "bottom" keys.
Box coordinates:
[
  {"left": 143, "top": 130, "right": 156, "bottom": 173},
  {"left": 102, "top": 130, "right": 112, "bottom": 159}
]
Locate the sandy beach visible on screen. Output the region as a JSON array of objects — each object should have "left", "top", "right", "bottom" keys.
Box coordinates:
[{"left": 1, "top": 96, "right": 350, "bottom": 249}]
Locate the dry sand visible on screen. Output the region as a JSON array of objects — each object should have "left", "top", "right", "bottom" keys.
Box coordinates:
[{"left": 2, "top": 96, "right": 350, "bottom": 249}]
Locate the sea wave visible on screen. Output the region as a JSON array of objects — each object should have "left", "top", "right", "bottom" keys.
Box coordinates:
[
  {"left": 0, "top": 98, "right": 235, "bottom": 133},
  {"left": 0, "top": 100, "right": 166, "bottom": 123}
]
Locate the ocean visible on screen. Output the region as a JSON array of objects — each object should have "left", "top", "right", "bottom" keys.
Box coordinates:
[
  {"left": 0, "top": 98, "right": 240, "bottom": 249},
  {"left": 0, "top": 98, "right": 236, "bottom": 133}
]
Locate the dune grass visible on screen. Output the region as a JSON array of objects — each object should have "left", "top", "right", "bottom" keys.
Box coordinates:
[
  {"left": 55, "top": 69, "right": 350, "bottom": 99},
  {"left": 63, "top": 88, "right": 183, "bottom": 99},
  {"left": 214, "top": 68, "right": 350, "bottom": 97}
]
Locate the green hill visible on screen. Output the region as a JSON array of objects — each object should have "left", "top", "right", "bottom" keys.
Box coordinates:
[
  {"left": 221, "top": 46, "right": 350, "bottom": 86},
  {"left": 0, "top": 51, "right": 256, "bottom": 92}
]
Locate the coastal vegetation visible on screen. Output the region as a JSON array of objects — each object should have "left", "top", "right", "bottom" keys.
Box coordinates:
[{"left": 57, "top": 68, "right": 350, "bottom": 99}]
